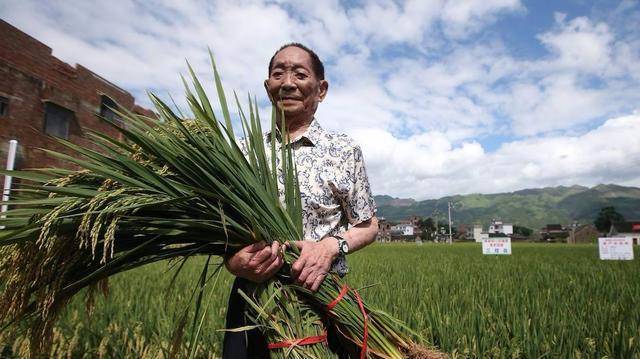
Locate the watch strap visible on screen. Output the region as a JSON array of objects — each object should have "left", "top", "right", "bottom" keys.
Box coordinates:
[{"left": 334, "top": 234, "right": 348, "bottom": 256}]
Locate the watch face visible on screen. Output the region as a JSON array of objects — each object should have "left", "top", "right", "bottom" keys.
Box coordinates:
[{"left": 340, "top": 241, "right": 349, "bottom": 254}]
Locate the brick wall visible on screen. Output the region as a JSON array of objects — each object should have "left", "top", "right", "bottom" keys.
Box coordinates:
[{"left": 0, "top": 19, "right": 154, "bottom": 171}]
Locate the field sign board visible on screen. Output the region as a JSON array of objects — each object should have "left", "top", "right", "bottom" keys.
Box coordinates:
[
  {"left": 482, "top": 237, "right": 512, "bottom": 255},
  {"left": 599, "top": 237, "right": 634, "bottom": 260}
]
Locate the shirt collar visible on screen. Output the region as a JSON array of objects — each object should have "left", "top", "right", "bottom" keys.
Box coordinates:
[{"left": 266, "top": 118, "right": 324, "bottom": 147}]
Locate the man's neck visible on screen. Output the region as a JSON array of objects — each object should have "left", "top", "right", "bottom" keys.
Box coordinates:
[{"left": 277, "top": 115, "right": 313, "bottom": 141}]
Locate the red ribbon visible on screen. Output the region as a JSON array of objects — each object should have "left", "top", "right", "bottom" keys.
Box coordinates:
[
  {"left": 327, "top": 284, "right": 349, "bottom": 311},
  {"left": 267, "top": 283, "right": 369, "bottom": 358},
  {"left": 352, "top": 288, "right": 369, "bottom": 359},
  {"left": 267, "top": 332, "right": 327, "bottom": 349},
  {"left": 324, "top": 284, "right": 369, "bottom": 359}
]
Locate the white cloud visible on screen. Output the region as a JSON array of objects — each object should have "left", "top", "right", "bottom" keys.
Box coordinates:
[
  {"left": 441, "top": 0, "right": 525, "bottom": 38},
  {"left": 348, "top": 0, "right": 442, "bottom": 45},
  {"left": 538, "top": 14, "right": 614, "bottom": 74},
  {"left": 497, "top": 15, "right": 640, "bottom": 136},
  {"left": 506, "top": 74, "right": 611, "bottom": 136},
  {"left": 355, "top": 112, "right": 640, "bottom": 199}
]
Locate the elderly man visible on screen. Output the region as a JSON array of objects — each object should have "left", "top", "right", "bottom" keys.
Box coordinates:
[{"left": 223, "top": 43, "right": 378, "bottom": 358}]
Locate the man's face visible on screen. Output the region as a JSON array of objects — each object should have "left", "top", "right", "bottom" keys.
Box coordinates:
[{"left": 265, "top": 46, "right": 328, "bottom": 120}]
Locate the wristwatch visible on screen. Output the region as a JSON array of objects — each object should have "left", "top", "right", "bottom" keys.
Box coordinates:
[{"left": 334, "top": 234, "right": 349, "bottom": 256}]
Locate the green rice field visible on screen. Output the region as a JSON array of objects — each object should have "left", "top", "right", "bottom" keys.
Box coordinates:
[{"left": 2, "top": 243, "right": 639, "bottom": 358}]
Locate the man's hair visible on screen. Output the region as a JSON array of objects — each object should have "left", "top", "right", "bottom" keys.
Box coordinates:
[{"left": 268, "top": 43, "right": 325, "bottom": 80}]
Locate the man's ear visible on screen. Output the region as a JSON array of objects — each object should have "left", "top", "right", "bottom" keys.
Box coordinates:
[
  {"left": 264, "top": 80, "right": 275, "bottom": 103},
  {"left": 318, "top": 80, "right": 329, "bottom": 102}
]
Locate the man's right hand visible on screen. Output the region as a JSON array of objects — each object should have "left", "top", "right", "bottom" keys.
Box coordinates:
[{"left": 224, "top": 241, "right": 285, "bottom": 283}]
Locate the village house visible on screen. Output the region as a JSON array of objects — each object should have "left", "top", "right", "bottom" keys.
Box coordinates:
[
  {"left": 540, "top": 224, "right": 569, "bottom": 241},
  {"left": 392, "top": 223, "right": 414, "bottom": 236},
  {"left": 608, "top": 220, "right": 640, "bottom": 245},
  {"left": 377, "top": 217, "right": 392, "bottom": 241},
  {"left": 473, "top": 219, "right": 513, "bottom": 242},
  {"left": 388, "top": 216, "right": 421, "bottom": 240},
  {"left": 488, "top": 220, "right": 513, "bottom": 235},
  {"left": 0, "top": 19, "right": 153, "bottom": 171},
  {"left": 472, "top": 224, "right": 488, "bottom": 242},
  {"left": 377, "top": 216, "right": 423, "bottom": 242}
]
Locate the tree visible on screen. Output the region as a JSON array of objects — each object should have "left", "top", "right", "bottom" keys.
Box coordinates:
[
  {"left": 417, "top": 217, "right": 436, "bottom": 241},
  {"left": 513, "top": 225, "right": 533, "bottom": 237},
  {"left": 594, "top": 206, "right": 625, "bottom": 232}
]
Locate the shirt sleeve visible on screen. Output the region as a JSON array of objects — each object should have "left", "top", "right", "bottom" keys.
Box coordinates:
[{"left": 344, "top": 145, "right": 377, "bottom": 225}]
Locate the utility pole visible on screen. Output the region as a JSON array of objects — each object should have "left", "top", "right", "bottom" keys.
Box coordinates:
[
  {"left": 447, "top": 201, "right": 453, "bottom": 244},
  {"left": 1, "top": 140, "right": 18, "bottom": 230}
]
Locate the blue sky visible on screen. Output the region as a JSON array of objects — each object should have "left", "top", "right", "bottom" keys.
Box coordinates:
[{"left": 1, "top": 0, "right": 639, "bottom": 199}]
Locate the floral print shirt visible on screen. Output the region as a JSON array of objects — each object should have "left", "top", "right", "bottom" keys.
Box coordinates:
[{"left": 247, "top": 119, "right": 377, "bottom": 276}]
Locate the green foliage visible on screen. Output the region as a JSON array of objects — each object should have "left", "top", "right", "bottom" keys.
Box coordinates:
[
  {"left": 594, "top": 206, "right": 625, "bottom": 232},
  {"left": 417, "top": 217, "right": 435, "bottom": 241},
  {"left": 436, "top": 221, "right": 455, "bottom": 235},
  {"left": 513, "top": 225, "right": 533, "bottom": 237}
]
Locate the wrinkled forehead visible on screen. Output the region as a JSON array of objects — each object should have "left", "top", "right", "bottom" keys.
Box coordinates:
[{"left": 270, "top": 47, "right": 314, "bottom": 72}]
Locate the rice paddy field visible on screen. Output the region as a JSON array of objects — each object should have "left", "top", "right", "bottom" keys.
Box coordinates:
[{"left": 2, "top": 242, "right": 639, "bottom": 358}]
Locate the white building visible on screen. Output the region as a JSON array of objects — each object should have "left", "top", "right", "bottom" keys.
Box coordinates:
[
  {"left": 609, "top": 221, "right": 640, "bottom": 245},
  {"left": 473, "top": 224, "right": 484, "bottom": 242},
  {"left": 475, "top": 220, "right": 512, "bottom": 242},
  {"left": 489, "top": 219, "right": 513, "bottom": 235},
  {"left": 392, "top": 223, "right": 414, "bottom": 236}
]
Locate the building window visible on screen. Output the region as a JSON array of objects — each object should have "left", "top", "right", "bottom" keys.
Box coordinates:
[
  {"left": 44, "top": 102, "right": 74, "bottom": 139},
  {"left": 0, "top": 96, "right": 8, "bottom": 117},
  {"left": 100, "top": 95, "right": 123, "bottom": 125}
]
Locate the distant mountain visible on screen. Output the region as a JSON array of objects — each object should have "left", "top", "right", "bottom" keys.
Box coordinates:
[
  {"left": 374, "top": 195, "right": 415, "bottom": 207},
  {"left": 374, "top": 184, "right": 640, "bottom": 229}
]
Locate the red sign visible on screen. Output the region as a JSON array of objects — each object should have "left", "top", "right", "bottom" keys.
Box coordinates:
[{"left": 632, "top": 224, "right": 640, "bottom": 231}]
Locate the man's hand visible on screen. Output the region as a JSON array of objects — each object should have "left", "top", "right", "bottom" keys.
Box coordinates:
[
  {"left": 291, "top": 238, "right": 339, "bottom": 292},
  {"left": 224, "top": 241, "right": 284, "bottom": 283}
]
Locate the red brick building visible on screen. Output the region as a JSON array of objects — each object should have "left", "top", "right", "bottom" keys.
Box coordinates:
[{"left": 0, "top": 19, "right": 154, "bottom": 171}]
